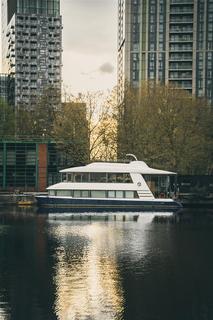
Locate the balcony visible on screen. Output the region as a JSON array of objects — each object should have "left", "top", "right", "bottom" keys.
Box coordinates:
[
  {"left": 170, "top": 17, "right": 193, "bottom": 24},
  {"left": 169, "top": 54, "right": 192, "bottom": 61},
  {"left": 170, "top": 8, "right": 193, "bottom": 14}
]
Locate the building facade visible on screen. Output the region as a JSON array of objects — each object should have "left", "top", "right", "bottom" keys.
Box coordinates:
[
  {"left": 1, "top": 0, "right": 62, "bottom": 108},
  {"left": 118, "top": 0, "right": 213, "bottom": 104},
  {"left": 0, "top": 140, "right": 68, "bottom": 192}
]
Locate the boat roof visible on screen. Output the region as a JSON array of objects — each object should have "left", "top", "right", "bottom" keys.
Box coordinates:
[{"left": 60, "top": 161, "right": 176, "bottom": 175}]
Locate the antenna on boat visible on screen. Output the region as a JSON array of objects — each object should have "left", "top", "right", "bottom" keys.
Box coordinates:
[{"left": 126, "top": 154, "right": 138, "bottom": 161}]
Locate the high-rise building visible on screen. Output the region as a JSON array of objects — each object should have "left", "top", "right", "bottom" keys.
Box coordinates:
[
  {"left": 0, "top": 73, "right": 14, "bottom": 105},
  {"left": 118, "top": 0, "right": 213, "bottom": 104},
  {"left": 1, "top": 0, "right": 62, "bottom": 108}
]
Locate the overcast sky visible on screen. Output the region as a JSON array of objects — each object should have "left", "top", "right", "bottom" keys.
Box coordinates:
[{"left": 0, "top": 0, "right": 118, "bottom": 94}]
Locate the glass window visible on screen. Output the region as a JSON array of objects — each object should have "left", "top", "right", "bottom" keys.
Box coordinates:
[
  {"left": 74, "top": 173, "right": 82, "bottom": 182},
  {"left": 116, "top": 173, "right": 124, "bottom": 183},
  {"left": 91, "top": 190, "right": 106, "bottom": 198},
  {"left": 116, "top": 191, "right": 123, "bottom": 198},
  {"left": 82, "top": 173, "right": 89, "bottom": 182},
  {"left": 143, "top": 175, "right": 171, "bottom": 197},
  {"left": 56, "top": 190, "right": 71, "bottom": 197},
  {"left": 125, "top": 191, "right": 135, "bottom": 198},
  {"left": 6, "top": 150, "right": 15, "bottom": 165},
  {"left": 108, "top": 190, "right": 116, "bottom": 198},
  {"left": 73, "top": 190, "right": 81, "bottom": 197},
  {"left": 26, "top": 150, "right": 36, "bottom": 165},
  {"left": 90, "top": 172, "right": 107, "bottom": 182},
  {"left": 49, "top": 190, "right": 56, "bottom": 196},
  {"left": 82, "top": 190, "right": 89, "bottom": 198},
  {"left": 67, "top": 173, "right": 73, "bottom": 182},
  {"left": 108, "top": 173, "right": 117, "bottom": 183}
]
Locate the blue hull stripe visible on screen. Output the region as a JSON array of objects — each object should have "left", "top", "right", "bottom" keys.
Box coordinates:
[{"left": 36, "top": 197, "right": 182, "bottom": 211}]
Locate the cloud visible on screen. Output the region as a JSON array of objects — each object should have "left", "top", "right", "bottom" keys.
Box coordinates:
[{"left": 99, "top": 62, "right": 114, "bottom": 74}]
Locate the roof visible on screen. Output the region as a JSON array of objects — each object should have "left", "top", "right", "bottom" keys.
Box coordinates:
[{"left": 60, "top": 161, "right": 176, "bottom": 175}]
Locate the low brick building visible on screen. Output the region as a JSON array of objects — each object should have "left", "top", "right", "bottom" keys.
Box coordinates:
[{"left": 0, "top": 140, "right": 69, "bottom": 192}]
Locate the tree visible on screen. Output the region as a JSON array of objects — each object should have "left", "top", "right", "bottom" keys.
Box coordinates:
[
  {"left": 80, "top": 90, "right": 117, "bottom": 161},
  {"left": 53, "top": 101, "right": 89, "bottom": 166},
  {"left": 118, "top": 82, "right": 213, "bottom": 174},
  {"left": 16, "top": 86, "right": 60, "bottom": 138},
  {"left": 0, "top": 99, "right": 15, "bottom": 138}
]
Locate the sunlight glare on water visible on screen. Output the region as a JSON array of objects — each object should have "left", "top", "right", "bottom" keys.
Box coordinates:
[{"left": 51, "top": 222, "right": 125, "bottom": 320}]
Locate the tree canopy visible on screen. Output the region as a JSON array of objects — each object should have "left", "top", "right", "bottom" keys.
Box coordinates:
[{"left": 118, "top": 82, "right": 213, "bottom": 174}]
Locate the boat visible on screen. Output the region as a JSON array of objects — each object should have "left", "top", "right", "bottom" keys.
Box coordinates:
[
  {"left": 35, "top": 157, "right": 182, "bottom": 212},
  {"left": 17, "top": 200, "right": 33, "bottom": 206}
]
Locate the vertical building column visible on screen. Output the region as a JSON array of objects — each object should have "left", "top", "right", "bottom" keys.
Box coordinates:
[
  {"left": 165, "top": 0, "right": 170, "bottom": 85},
  {"left": 203, "top": 0, "right": 207, "bottom": 97},
  {"left": 192, "top": 0, "right": 197, "bottom": 96},
  {"left": 156, "top": 0, "right": 160, "bottom": 82},
  {"left": 38, "top": 143, "right": 47, "bottom": 192}
]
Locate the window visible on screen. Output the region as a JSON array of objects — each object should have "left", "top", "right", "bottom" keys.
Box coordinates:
[
  {"left": 116, "top": 191, "right": 123, "bottom": 198},
  {"left": 91, "top": 190, "right": 106, "bottom": 198},
  {"left": 108, "top": 191, "right": 116, "bottom": 198},
  {"left": 82, "top": 190, "right": 89, "bottom": 198},
  {"left": 125, "top": 191, "right": 135, "bottom": 198},
  {"left": 73, "top": 190, "right": 81, "bottom": 197},
  {"left": 90, "top": 172, "right": 107, "bottom": 182},
  {"left": 56, "top": 190, "right": 70, "bottom": 196}
]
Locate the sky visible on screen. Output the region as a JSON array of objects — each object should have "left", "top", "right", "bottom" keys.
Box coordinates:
[{"left": 0, "top": 0, "right": 118, "bottom": 95}]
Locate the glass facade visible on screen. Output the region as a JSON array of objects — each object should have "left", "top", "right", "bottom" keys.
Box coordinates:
[
  {"left": 17, "top": 0, "right": 60, "bottom": 16},
  {"left": 118, "top": 0, "right": 213, "bottom": 104},
  {"left": 0, "top": 141, "right": 67, "bottom": 192}
]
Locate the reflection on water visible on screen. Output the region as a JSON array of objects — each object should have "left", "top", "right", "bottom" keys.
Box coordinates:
[
  {"left": 0, "top": 207, "right": 213, "bottom": 319},
  {"left": 52, "top": 223, "right": 124, "bottom": 319}
]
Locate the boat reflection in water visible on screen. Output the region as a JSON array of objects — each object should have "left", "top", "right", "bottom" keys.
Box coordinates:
[
  {"left": 51, "top": 221, "right": 124, "bottom": 319},
  {"left": 49, "top": 211, "right": 173, "bottom": 319}
]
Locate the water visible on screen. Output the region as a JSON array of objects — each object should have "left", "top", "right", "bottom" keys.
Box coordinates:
[{"left": 0, "top": 207, "right": 213, "bottom": 320}]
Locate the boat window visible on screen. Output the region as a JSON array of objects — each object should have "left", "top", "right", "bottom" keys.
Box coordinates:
[
  {"left": 123, "top": 174, "right": 132, "bottom": 183},
  {"left": 61, "top": 173, "right": 67, "bottom": 182},
  {"left": 49, "top": 190, "right": 56, "bottom": 196},
  {"left": 73, "top": 190, "right": 81, "bottom": 197},
  {"left": 72, "top": 173, "right": 89, "bottom": 182},
  {"left": 125, "top": 191, "right": 134, "bottom": 198},
  {"left": 116, "top": 191, "right": 124, "bottom": 198},
  {"left": 74, "top": 173, "right": 83, "bottom": 182},
  {"left": 66, "top": 172, "right": 133, "bottom": 183},
  {"left": 82, "top": 190, "right": 90, "bottom": 198},
  {"left": 108, "top": 190, "right": 116, "bottom": 198},
  {"left": 82, "top": 173, "right": 89, "bottom": 182},
  {"left": 67, "top": 173, "right": 73, "bottom": 182},
  {"left": 108, "top": 173, "right": 117, "bottom": 183},
  {"left": 116, "top": 173, "right": 124, "bottom": 183},
  {"left": 56, "top": 190, "right": 69, "bottom": 196},
  {"left": 90, "top": 173, "right": 107, "bottom": 183},
  {"left": 108, "top": 173, "right": 132, "bottom": 183},
  {"left": 91, "top": 190, "right": 106, "bottom": 198},
  {"left": 143, "top": 175, "right": 171, "bottom": 198}
]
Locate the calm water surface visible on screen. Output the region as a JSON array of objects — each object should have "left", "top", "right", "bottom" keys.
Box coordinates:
[{"left": 0, "top": 207, "right": 213, "bottom": 320}]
